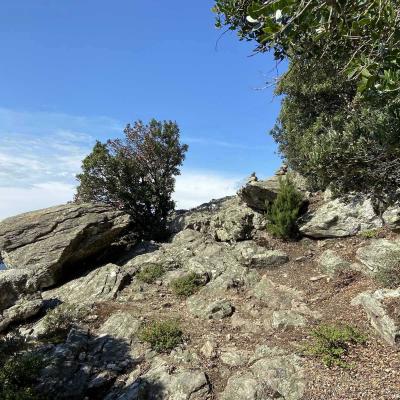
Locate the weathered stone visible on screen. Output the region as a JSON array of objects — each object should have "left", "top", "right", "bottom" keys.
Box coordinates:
[
  {"left": 0, "top": 295, "right": 43, "bottom": 332},
  {"left": 188, "top": 298, "right": 234, "bottom": 320},
  {"left": 235, "top": 241, "right": 289, "bottom": 269},
  {"left": 220, "top": 347, "right": 250, "bottom": 367},
  {"left": 318, "top": 249, "right": 351, "bottom": 276},
  {"left": 220, "top": 346, "right": 304, "bottom": 400},
  {"left": 238, "top": 174, "right": 307, "bottom": 212},
  {"left": 170, "top": 197, "right": 266, "bottom": 242},
  {"left": 200, "top": 340, "right": 217, "bottom": 359},
  {"left": 352, "top": 288, "right": 400, "bottom": 346},
  {"left": 0, "top": 268, "right": 38, "bottom": 311},
  {"left": 383, "top": 204, "right": 400, "bottom": 231},
  {"left": 42, "top": 263, "right": 131, "bottom": 305},
  {"left": 98, "top": 312, "right": 141, "bottom": 343},
  {"left": 0, "top": 203, "right": 131, "bottom": 288},
  {"left": 356, "top": 239, "right": 400, "bottom": 276},
  {"left": 135, "top": 357, "right": 210, "bottom": 400},
  {"left": 300, "top": 196, "right": 382, "bottom": 238}
]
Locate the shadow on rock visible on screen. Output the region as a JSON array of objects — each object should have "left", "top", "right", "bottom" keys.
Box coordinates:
[{"left": 38, "top": 328, "right": 141, "bottom": 400}]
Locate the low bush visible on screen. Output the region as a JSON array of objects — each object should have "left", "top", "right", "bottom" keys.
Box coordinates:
[
  {"left": 170, "top": 272, "right": 205, "bottom": 297},
  {"left": 305, "top": 324, "right": 366, "bottom": 368},
  {"left": 359, "top": 229, "right": 380, "bottom": 239},
  {"left": 136, "top": 264, "right": 165, "bottom": 284},
  {"left": 375, "top": 264, "right": 400, "bottom": 289},
  {"left": 42, "top": 303, "right": 87, "bottom": 343},
  {"left": 138, "top": 320, "right": 183, "bottom": 353},
  {"left": 0, "top": 337, "right": 45, "bottom": 400},
  {"left": 267, "top": 176, "right": 303, "bottom": 240}
]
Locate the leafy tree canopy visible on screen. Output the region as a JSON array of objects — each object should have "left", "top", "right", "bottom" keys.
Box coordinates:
[
  {"left": 213, "top": 0, "right": 400, "bottom": 96},
  {"left": 75, "top": 119, "right": 188, "bottom": 240}
]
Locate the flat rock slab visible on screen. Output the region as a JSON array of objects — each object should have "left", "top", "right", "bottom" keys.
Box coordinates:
[
  {"left": 300, "top": 196, "right": 382, "bottom": 238},
  {"left": 356, "top": 239, "right": 400, "bottom": 276},
  {"left": 235, "top": 241, "right": 289, "bottom": 269},
  {"left": 170, "top": 197, "right": 267, "bottom": 242},
  {"left": 318, "top": 249, "right": 351, "bottom": 276},
  {"left": 352, "top": 288, "right": 400, "bottom": 346},
  {"left": 0, "top": 203, "right": 131, "bottom": 288},
  {"left": 220, "top": 345, "right": 304, "bottom": 400},
  {"left": 43, "top": 263, "right": 130, "bottom": 305}
]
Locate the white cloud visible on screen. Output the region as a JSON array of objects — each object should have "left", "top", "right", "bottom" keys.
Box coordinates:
[
  {"left": 0, "top": 107, "right": 247, "bottom": 220},
  {"left": 0, "top": 182, "right": 75, "bottom": 220},
  {"left": 173, "top": 170, "right": 243, "bottom": 209}
]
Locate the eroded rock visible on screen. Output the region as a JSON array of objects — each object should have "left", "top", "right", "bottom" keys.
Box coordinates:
[
  {"left": 0, "top": 203, "right": 131, "bottom": 288},
  {"left": 318, "top": 249, "right": 351, "bottom": 276},
  {"left": 356, "top": 239, "right": 400, "bottom": 276},
  {"left": 352, "top": 288, "right": 400, "bottom": 346},
  {"left": 300, "top": 196, "right": 382, "bottom": 238}
]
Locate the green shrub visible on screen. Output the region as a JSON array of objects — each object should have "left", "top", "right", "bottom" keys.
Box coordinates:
[
  {"left": 138, "top": 320, "right": 183, "bottom": 353},
  {"left": 41, "top": 303, "right": 87, "bottom": 343},
  {"left": 375, "top": 264, "right": 400, "bottom": 289},
  {"left": 170, "top": 272, "right": 205, "bottom": 297},
  {"left": 305, "top": 324, "right": 366, "bottom": 368},
  {"left": 359, "top": 229, "right": 380, "bottom": 239},
  {"left": 267, "top": 176, "right": 303, "bottom": 239},
  {"left": 0, "top": 351, "right": 45, "bottom": 400},
  {"left": 136, "top": 264, "right": 165, "bottom": 284}
]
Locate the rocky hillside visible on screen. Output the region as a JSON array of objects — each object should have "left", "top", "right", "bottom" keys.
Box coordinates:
[{"left": 0, "top": 172, "right": 399, "bottom": 400}]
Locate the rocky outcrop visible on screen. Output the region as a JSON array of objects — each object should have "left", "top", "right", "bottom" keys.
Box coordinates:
[
  {"left": 300, "top": 196, "right": 382, "bottom": 238},
  {"left": 356, "top": 239, "right": 400, "bottom": 276},
  {"left": 220, "top": 345, "right": 304, "bottom": 400},
  {"left": 0, "top": 203, "right": 131, "bottom": 288},
  {"left": 170, "top": 197, "right": 267, "bottom": 242},
  {"left": 318, "top": 249, "right": 351, "bottom": 276},
  {"left": 42, "top": 263, "right": 131, "bottom": 305},
  {"left": 383, "top": 204, "right": 400, "bottom": 231},
  {"left": 234, "top": 241, "right": 289, "bottom": 269},
  {"left": 352, "top": 288, "right": 400, "bottom": 346},
  {"left": 238, "top": 173, "right": 308, "bottom": 212},
  {"left": 0, "top": 269, "right": 43, "bottom": 332}
]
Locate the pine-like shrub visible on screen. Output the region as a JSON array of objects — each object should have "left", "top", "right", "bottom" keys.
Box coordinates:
[{"left": 267, "top": 176, "right": 303, "bottom": 240}]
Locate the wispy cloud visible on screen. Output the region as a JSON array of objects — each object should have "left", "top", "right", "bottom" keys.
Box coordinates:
[
  {"left": 184, "top": 136, "right": 272, "bottom": 151},
  {"left": 0, "top": 108, "right": 247, "bottom": 220}
]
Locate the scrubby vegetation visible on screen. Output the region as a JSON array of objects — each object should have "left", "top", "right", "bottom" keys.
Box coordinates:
[
  {"left": 267, "top": 176, "right": 303, "bottom": 239},
  {"left": 305, "top": 324, "right": 367, "bottom": 368},
  {"left": 75, "top": 119, "right": 188, "bottom": 240},
  {"left": 375, "top": 264, "right": 400, "bottom": 289},
  {"left": 138, "top": 320, "right": 183, "bottom": 353},
  {"left": 170, "top": 272, "right": 206, "bottom": 297},
  {"left": 136, "top": 264, "right": 165, "bottom": 284},
  {"left": 0, "top": 336, "right": 45, "bottom": 400},
  {"left": 41, "top": 303, "right": 87, "bottom": 343},
  {"left": 213, "top": 1, "right": 400, "bottom": 204},
  {"left": 359, "top": 229, "right": 380, "bottom": 239}
]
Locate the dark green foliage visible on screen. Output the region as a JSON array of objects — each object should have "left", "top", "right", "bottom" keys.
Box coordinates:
[
  {"left": 75, "top": 119, "right": 188, "bottom": 240},
  {"left": 136, "top": 264, "right": 165, "bottom": 284},
  {"left": 170, "top": 272, "right": 205, "bottom": 297},
  {"left": 0, "top": 337, "right": 45, "bottom": 400},
  {"left": 305, "top": 324, "right": 367, "bottom": 368},
  {"left": 375, "top": 264, "right": 400, "bottom": 289},
  {"left": 213, "top": 1, "right": 400, "bottom": 204},
  {"left": 267, "top": 176, "right": 303, "bottom": 239},
  {"left": 138, "top": 320, "right": 183, "bottom": 353}
]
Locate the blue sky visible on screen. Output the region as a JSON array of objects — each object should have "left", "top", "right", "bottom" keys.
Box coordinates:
[{"left": 0, "top": 0, "right": 284, "bottom": 219}]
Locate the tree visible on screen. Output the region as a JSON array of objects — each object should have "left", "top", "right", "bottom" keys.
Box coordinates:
[
  {"left": 213, "top": 0, "right": 400, "bottom": 204},
  {"left": 75, "top": 119, "right": 188, "bottom": 240}
]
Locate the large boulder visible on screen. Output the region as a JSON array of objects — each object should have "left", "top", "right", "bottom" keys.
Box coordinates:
[
  {"left": 352, "top": 288, "right": 400, "bottom": 346},
  {"left": 299, "top": 196, "right": 382, "bottom": 238},
  {"left": 356, "top": 239, "right": 400, "bottom": 276},
  {"left": 220, "top": 346, "right": 304, "bottom": 400},
  {"left": 238, "top": 173, "right": 308, "bottom": 212},
  {"left": 383, "top": 204, "right": 400, "bottom": 231},
  {"left": 0, "top": 203, "right": 131, "bottom": 288},
  {"left": 170, "top": 197, "right": 266, "bottom": 242}
]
